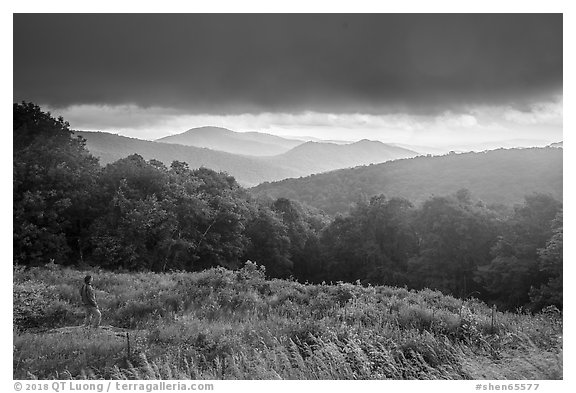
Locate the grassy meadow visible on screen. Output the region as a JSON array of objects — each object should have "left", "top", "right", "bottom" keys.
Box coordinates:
[{"left": 13, "top": 262, "right": 562, "bottom": 380}]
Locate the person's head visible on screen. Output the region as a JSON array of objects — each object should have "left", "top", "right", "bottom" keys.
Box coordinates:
[{"left": 84, "top": 275, "right": 93, "bottom": 285}]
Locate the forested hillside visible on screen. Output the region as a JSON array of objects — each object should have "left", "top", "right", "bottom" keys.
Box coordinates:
[
  {"left": 14, "top": 103, "right": 562, "bottom": 311},
  {"left": 252, "top": 148, "right": 562, "bottom": 215}
]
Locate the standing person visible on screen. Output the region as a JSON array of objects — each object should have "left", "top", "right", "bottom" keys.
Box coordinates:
[{"left": 80, "top": 275, "right": 101, "bottom": 328}]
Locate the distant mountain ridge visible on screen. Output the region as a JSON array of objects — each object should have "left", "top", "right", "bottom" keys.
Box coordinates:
[
  {"left": 75, "top": 131, "right": 301, "bottom": 186},
  {"left": 77, "top": 130, "right": 421, "bottom": 187},
  {"left": 251, "top": 147, "right": 563, "bottom": 214},
  {"left": 392, "top": 139, "right": 557, "bottom": 156},
  {"left": 156, "top": 126, "right": 304, "bottom": 156},
  {"left": 261, "top": 139, "right": 419, "bottom": 173}
]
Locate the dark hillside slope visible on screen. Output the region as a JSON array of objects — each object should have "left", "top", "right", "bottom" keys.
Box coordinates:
[{"left": 251, "top": 148, "right": 563, "bottom": 214}]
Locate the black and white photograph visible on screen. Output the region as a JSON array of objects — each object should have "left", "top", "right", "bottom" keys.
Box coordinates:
[{"left": 10, "top": 8, "right": 566, "bottom": 385}]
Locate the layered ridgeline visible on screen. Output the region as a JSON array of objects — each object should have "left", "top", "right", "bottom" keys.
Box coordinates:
[
  {"left": 548, "top": 141, "right": 563, "bottom": 148},
  {"left": 251, "top": 147, "right": 563, "bottom": 215},
  {"left": 76, "top": 130, "right": 418, "bottom": 186},
  {"left": 74, "top": 131, "right": 300, "bottom": 187},
  {"left": 156, "top": 126, "right": 304, "bottom": 156},
  {"left": 261, "top": 139, "right": 418, "bottom": 174}
]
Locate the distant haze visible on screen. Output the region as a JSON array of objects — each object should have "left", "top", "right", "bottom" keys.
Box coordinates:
[{"left": 14, "top": 14, "right": 562, "bottom": 148}]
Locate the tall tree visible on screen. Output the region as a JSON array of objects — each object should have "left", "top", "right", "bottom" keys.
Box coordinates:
[
  {"left": 408, "top": 189, "right": 499, "bottom": 297},
  {"left": 319, "top": 195, "right": 418, "bottom": 285},
  {"left": 13, "top": 102, "right": 101, "bottom": 265},
  {"left": 529, "top": 211, "right": 563, "bottom": 309},
  {"left": 270, "top": 198, "right": 326, "bottom": 281},
  {"left": 475, "top": 194, "right": 562, "bottom": 308},
  {"left": 188, "top": 167, "right": 251, "bottom": 270},
  {"left": 243, "top": 205, "right": 292, "bottom": 278}
]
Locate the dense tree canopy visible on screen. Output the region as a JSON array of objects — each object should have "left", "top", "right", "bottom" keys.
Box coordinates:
[
  {"left": 529, "top": 212, "right": 563, "bottom": 308},
  {"left": 317, "top": 196, "right": 417, "bottom": 285},
  {"left": 475, "top": 195, "right": 562, "bottom": 308},
  {"left": 408, "top": 190, "right": 500, "bottom": 297},
  {"left": 14, "top": 103, "right": 101, "bottom": 265}
]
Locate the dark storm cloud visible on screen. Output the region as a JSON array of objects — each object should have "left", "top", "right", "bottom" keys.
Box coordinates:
[{"left": 13, "top": 14, "right": 562, "bottom": 114}]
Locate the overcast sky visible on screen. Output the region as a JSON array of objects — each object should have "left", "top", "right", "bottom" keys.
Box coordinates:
[{"left": 13, "top": 14, "right": 562, "bottom": 146}]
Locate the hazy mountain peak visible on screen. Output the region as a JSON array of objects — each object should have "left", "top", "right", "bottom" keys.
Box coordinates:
[
  {"left": 156, "top": 126, "right": 304, "bottom": 156},
  {"left": 261, "top": 137, "right": 419, "bottom": 174},
  {"left": 353, "top": 138, "right": 378, "bottom": 144},
  {"left": 179, "top": 126, "right": 234, "bottom": 135}
]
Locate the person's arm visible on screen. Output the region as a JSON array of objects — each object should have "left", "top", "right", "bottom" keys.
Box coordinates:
[{"left": 87, "top": 286, "right": 98, "bottom": 308}]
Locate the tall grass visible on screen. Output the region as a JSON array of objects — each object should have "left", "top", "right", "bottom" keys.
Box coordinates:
[{"left": 13, "top": 262, "right": 562, "bottom": 380}]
